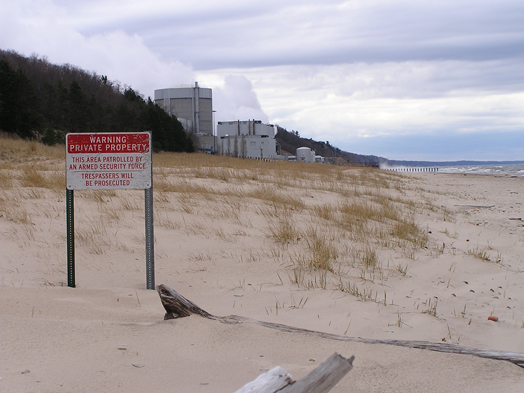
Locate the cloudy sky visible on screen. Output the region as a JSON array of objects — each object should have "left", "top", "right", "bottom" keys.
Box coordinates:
[{"left": 2, "top": 0, "right": 524, "bottom": 161}]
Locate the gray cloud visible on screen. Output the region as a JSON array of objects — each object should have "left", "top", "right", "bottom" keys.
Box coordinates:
[
  {"left": 54, "top": 1, "right": 524, "bottom": 68},
  {"left": 127, "top": 1, "right": 524, "bottom": 69}
]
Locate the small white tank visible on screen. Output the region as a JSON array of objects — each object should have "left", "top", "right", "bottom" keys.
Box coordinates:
[{"left": 296, "top": 147, "right": 312, "bottom": 162}]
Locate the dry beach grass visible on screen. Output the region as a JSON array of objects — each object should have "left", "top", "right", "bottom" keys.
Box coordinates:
[{"left": 1, "top": 134, "right": 524, "bottom": 392}]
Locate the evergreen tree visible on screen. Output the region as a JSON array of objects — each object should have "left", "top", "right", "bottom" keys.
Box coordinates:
[
  {"left": 68, "top": 80, "right": 88, "bottom": 133},
  {"left": 0, "top": 60, "right": 17, "bottom": 132},
  {"left": 0, "top": 59, "right": 41, "bottom": 137}
]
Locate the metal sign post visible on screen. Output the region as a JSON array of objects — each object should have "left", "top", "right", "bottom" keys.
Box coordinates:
[
  {"left": 66, "top": 189, "right": 75, "bottom": 287},
  {"left": 65, "top": 132, "right": 154, "bottom": 289},
  {"left": 145, "top": 164, "right": 155, "bottom": 290}
]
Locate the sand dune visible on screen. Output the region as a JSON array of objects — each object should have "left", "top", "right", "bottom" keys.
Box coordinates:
[{"left": 1, "top": 141, "right": 523, "bottom": 392}]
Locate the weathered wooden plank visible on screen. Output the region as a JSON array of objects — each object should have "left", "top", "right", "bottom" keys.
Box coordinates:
[
  {"left": 234, "top": 366, "right": 294, "bottom": 393},
  {"left": 233, "top": 353, "right": 354, "bottom": 393},
  {"left": 280, "top": 353, "right": 354, "bottom": 393},
  {"left": 232, "top": 316, "right": 524, "bottom": 368},
  {"left": 156, "top": 284, "right": 524, "bottom": 368},
  {"left": 454, "top": 204, "right": 495, "bottom": 208}
]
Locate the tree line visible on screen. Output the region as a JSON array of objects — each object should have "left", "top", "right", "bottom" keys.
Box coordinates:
[{"left": 0, "top": 50, "right": 194, "bottom": 152}]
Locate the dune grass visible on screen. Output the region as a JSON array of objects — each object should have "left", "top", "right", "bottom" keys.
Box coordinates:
[
  {"left": 0, "top": 132, "right": 64, "bottom": 165},
  {"left": 1, "top": 138, "right": 439, "bottom": 297},
  {"left": 149, "top": 153, "right": 432, "bottom": 297}
]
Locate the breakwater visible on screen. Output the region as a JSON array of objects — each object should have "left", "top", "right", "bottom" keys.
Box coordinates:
[{"left": 382, "top": 167, "right": 439, "bottom": 172}]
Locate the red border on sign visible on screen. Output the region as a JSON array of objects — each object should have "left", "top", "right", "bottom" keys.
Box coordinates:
[{"left": 67, "top": 133, "right": 150, "bottom": 154}]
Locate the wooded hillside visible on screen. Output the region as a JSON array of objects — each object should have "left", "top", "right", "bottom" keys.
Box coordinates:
[
  {"left": 0, "top": 50, "right": 194, "bottom": 152},
  {"left": 275, "top": 126, "right": 382, "bottom": 166}
]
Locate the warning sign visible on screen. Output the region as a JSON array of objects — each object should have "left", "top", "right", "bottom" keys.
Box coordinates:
[{"left": 66, "top": 132, "right": 152, "bottom": 190}]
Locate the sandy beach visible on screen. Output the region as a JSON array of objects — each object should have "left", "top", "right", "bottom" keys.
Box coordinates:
[{"left": 1, "top": 140, "right": 524, "bottom": 392}]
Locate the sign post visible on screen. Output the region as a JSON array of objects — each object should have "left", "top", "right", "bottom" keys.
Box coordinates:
[
  {"left": 66, "top": 188, "right": 75, "bottom": 287},
  {"left": 66, "top": 132, "right": 154, "bottom": 289}
]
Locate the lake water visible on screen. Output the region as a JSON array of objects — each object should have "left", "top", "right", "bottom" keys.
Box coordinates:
[{"left": 437, "top": 164, "right": 524, "bottom": 176}]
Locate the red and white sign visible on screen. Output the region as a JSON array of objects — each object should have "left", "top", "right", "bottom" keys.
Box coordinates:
[{"left": 66, "top": 132, "right": 152, "bottom": 190}]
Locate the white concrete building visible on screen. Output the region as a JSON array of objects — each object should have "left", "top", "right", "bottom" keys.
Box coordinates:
[
  {"left": 216, "top": 120, "right": 278, "bottom": 159},
  {"left": 216, "top": 120, "right": 275, "bottom": 138}
]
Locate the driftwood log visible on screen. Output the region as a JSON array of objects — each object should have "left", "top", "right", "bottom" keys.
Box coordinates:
[
  {"left": 157, "top": 283, "right": 215, "bottom": 320},
  {"left": 156, "top": 284, "right": 524, "bottom": 369},
  {"left": 234, "top": 366, "right": 293, "bottom": 393},
  {"left": 454, "top": 204, "right": 495, "bottom": 208},
  {"left": 234, "top": 353, "right": 354, "bottom": 393},
  {"left": 279, "top": 353, "right": 354, "bottom": 393}
]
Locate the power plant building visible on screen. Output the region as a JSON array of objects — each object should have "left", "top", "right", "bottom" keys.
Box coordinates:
[
  {"left": 154, "top": 83, "right": 213, "bottom": 135},
  {"left": 153, "top": 84, "right": 321, "bottom": 162},
  {"left": 216, "top": 120, "right": 278, "bottom": 159}
]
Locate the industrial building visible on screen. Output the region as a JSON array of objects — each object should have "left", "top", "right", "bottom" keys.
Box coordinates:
[
  {"left": 216, "top": 120, "right": 278, "bottom": 159},
  {"left": 216, "top": 120, "right": 275, "bottom": 138},
  {"left": 289, "top": 147, "right": 325, "bottom": 163},
  {"left": 154, "top": 82, "right": 213, "bottom": 135},
  {"left": 153, "top": 84, "right": 323, "bottom": 162}
]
